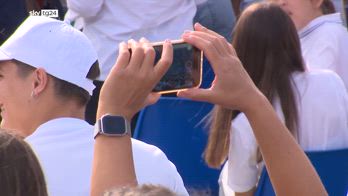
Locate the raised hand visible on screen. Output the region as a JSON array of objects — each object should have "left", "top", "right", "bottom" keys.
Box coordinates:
[
  {"left": 178, "top": 23, "right": 262, "bottom": 114},
  {"left": 97, "top": 39, "right": 173, "bottom": 120}
]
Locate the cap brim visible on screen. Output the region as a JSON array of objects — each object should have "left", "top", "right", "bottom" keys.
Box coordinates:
[{"left": 0, "top": 49, "right": 12, "bottom": 61}]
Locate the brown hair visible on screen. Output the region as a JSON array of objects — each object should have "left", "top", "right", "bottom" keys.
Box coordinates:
[
  {"left": 0, "top": 129, "right": 48, "bottom": 196},
  {"left": 105, "top": 184, "right": 177, "bottom": 196},
  {"left": 321, "top": 0, "right": 336, "bottom": 14},
  {"left": 204, "top": 2, "right": 305, "bottom": 168},
  {"left": 14, "top": 59, "right": 100, "bottom": 106}
]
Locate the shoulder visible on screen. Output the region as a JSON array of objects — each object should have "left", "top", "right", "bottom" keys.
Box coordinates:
[
  {"left": 293, "top": 70, "right": 347, "bottom": 100},
  {"left": 303, "top": 21, "right": 348, "bottom": 46},
  {"left": 131, "top": 139, "right": 168, "bottom": 157},
  {"left": 25, "top": 118, "right": 94, "bottom": 145},
  {"left": 131, "top": 139, "right": 188, "bottom": 195},
  {"left": 132, "top": 139, "right": 177, "bottom": 172},
  {"left": 131, "top": 138, "right": 177, "bottom": 169},
  {"left": 294, "top": 70, "right": 343, "bottom": 85},
  {"left": 319, "top": 22, "right": 347, "bottom": 35}
]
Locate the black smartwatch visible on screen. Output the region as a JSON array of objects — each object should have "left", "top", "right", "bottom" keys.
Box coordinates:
[{"left": 94, "top": 114, "right": 131, "bottom": 139}]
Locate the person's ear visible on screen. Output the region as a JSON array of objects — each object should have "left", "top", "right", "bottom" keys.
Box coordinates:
[
  {"left": 311, "top": 0, "right": 324, "bottom": 9},
  {"left": 31, "top": 68, "right": 49, "bottom": 97}
]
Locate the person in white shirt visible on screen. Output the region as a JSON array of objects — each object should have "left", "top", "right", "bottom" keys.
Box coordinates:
[
  {"left": 65, "top": 0, "right": 200, "bottom": 124},
  {"left": 0, "top": 16, "right": 188, "bottom": 196},
  {"left": 272, "top": 0, "right": 348, "bottom": 89},
  {"left": 203, "top": 3, "right": 348, "bottom": 196}
]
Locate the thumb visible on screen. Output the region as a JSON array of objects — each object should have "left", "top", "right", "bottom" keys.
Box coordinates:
[
  {"left": 144, "top": 93, "right": 161, "bottom": 107},
  {"left": 177, "top": 88, "right": 213, "bottom": 103}
]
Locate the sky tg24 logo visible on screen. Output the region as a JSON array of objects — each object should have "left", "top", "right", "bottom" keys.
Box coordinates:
[{"left": 29, "top": 9, "right": 59, "bottom": 18}]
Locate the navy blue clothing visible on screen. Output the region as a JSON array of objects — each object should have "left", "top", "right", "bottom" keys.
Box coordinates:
[{"left": 0, "top": 0, "right": 28, "bottom": 44}]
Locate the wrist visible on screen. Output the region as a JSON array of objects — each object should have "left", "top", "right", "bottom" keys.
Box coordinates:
[
  {"left": 97, "top": 103, "right": 133, "bottom": 122},
  {"left": 241, "top": 90, "right": 269, "bottom": 117},
  {"left": 94, "top": 114, "right": 132, "bottom": 139}
]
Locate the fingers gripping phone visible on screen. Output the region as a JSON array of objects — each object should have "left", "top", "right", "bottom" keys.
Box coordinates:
[{"left": 151, "top": 40, "right": 203, "bottom": 94}]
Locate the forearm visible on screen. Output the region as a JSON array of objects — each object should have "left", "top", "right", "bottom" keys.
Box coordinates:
[
  {"left": 90, "top": 135, "right": 136, "bottom": 196},
  {"left": 90, "top": 105, "right": 137, "bottom": 196},
  {"left": 90, "top": 39, "right": 172, "bottom": 196},
  {"left": 235, "top": 187, "right": 255, "bottom": 196},
  {"left": 231, "top": 0, "right": 242, "bottom": 18},
  {"left": 244, "top": 93, "right": 327, "bottom": 196}
]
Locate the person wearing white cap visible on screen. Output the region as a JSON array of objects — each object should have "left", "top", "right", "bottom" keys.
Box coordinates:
[{"left": 0, "top": 16, "right": 188, "bottom": 196}]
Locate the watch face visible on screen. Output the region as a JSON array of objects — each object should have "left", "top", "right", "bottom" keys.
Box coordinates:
[{"left": 101, "top": 115, "right": 127, "bottom": 135}]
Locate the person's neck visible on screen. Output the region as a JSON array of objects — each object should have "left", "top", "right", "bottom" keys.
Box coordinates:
[
  {"left": 23, "top": 102, "right": 85, "bottom": 137},
  {"left": 297, "top": 11, "right": 323, "bottom": 31}
]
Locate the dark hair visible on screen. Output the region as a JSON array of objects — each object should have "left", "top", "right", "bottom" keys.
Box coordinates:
[
  {"left": 205, "top": 2, "right": 305, "bottom": 168},
  {"left": 14, "top": 60, "right": 100, "bottom": 106},
  {"left": 321, "top": 0, "right": 336, "bottom": 14},
  {"left": 0, "top": 129, "right": 48, "bottom": 196},
  {"left": 13, "top": 59, "right": 36, "bottom": 77}
]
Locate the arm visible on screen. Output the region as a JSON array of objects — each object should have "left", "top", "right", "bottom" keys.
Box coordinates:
[
  {"left": 178, "top": 23, "right": 327, "bottom": 195},
  {"left": 236, "top": 187, "right": 256, "bottom": 196},
  {"left": 91, "top": 132, "right": 135, "bottom": 196},
  {"left": 66, "top": 0, "right": 104, "bottom": 18},
  {"left": 231, "top": 0, "right": 242, "bottom": 18},
  {"left": 243, "top": 94, "right": 325, "bottom": 195},
  {"left": 90, "top": 39, "right": 173, "bottom": 196}
]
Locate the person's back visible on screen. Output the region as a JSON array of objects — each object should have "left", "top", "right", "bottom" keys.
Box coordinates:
[
  {"left": 293, "top": 70, "right": 348, "bottom": 150},
  {"left": 25, "top": 118, "right": 188, "bottom": 195}
]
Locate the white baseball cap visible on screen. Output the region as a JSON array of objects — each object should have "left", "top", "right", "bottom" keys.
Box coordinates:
[{"left": 0, "top": 16, "right": 97, "bottom": 95}]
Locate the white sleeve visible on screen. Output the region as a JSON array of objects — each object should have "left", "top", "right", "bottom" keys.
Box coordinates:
[
  {"left": 66, "top": 0, "right": 104, "bottom": 18},
  {"left": 153, "top": 150, "right": 189, "bottom": 196},
  {"left": 227, "top": 113, "right": 259, "bottom": 192},
  {"left": 131, "top": 139, "right": 189, "bottom": 196}
]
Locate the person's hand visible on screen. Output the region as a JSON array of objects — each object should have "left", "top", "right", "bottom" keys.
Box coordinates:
[
  {"left": 178, "top": 23, "right": 263, "bottom": 113},
  {"left": 97, "top": 39, "right": 173, "bottom": 121}
]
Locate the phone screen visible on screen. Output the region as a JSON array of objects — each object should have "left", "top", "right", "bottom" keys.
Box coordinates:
[{"left": 153, "top": 42, "right": 202, "bottom": 93}]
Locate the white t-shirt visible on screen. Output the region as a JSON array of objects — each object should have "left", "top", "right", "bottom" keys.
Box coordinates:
[
  {"left": 66, "top": 0, "right": 197, "bottom": 80},
  {"left": 227, "top": 70, "right": 348, "bottom": 192},
  {"left": 25, "top": 118, "right": 188, "bottom": 196},
  {"left": 299, "top": 13, "right": 348, "bottom": 90}
]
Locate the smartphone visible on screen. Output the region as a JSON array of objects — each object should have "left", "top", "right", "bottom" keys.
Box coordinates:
[{"left": 151, "top": 40, "right": 203, "bottom": 94}]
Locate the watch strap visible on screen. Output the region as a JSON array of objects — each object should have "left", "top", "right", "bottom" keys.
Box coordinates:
[{"left": 94, "top": 115, "right": 131, "bottom": 139}]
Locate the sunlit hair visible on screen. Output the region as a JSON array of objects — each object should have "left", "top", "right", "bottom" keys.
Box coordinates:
[
  {"left": 205, "top": 2, "right": 305, "bottom": 168},
  {"left": 105, "top": 184, "right": 177, "bottom": 196},
  {"left": 0, "top": 129, "right": 48, "bottom": 196}
]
